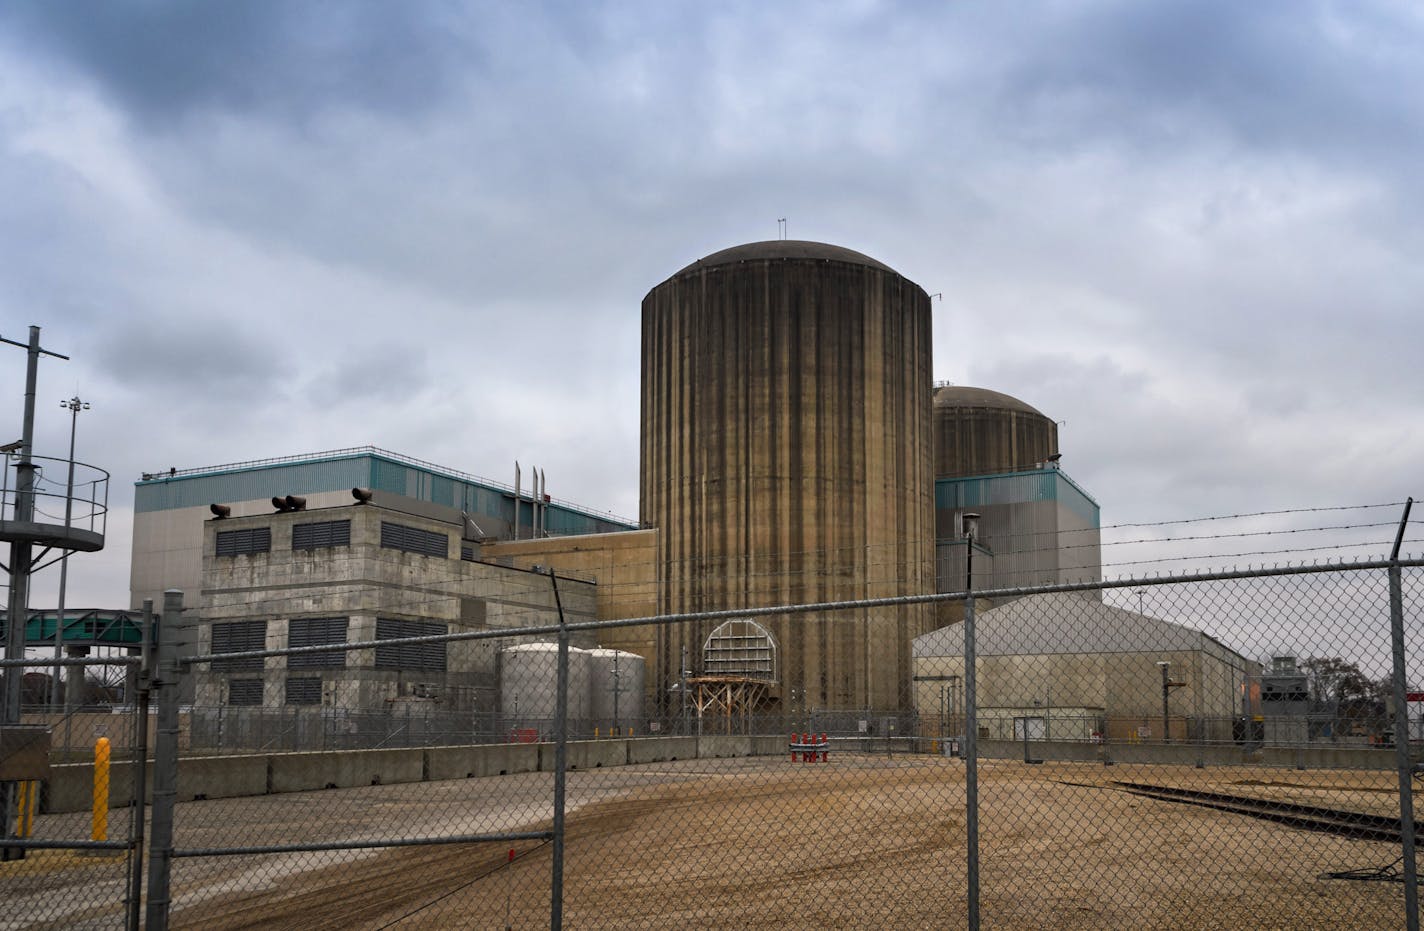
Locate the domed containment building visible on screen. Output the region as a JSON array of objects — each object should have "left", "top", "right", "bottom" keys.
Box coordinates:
[
  {"left": 933, "top": 386, "right": 1059, "bottom": 479},
  {"left": 641, "top": 241, "right": 937, "bottom": 713}
]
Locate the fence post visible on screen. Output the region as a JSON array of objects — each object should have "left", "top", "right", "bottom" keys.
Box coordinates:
[
  {"left": 124, "top": 599, "right": 153, "bottom": 931},
  {"left": 145, "top": 589, "right": 183, "bottom": 931},
  {"left": 1391, "top": 559, "right": 1419, "bottom": 928},
  {"left": 548, "top": 569, "right": 568, "bottom": 931},
  {"left": 1384, "top": 499, "right": 1419, "bottom": 930},
  {"left": 964, "top": 591, "right": 980, "bottom": 931}
]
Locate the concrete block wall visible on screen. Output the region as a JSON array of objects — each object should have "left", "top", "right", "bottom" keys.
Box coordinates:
[
  {"left": 40, "top": 734, "right": 1404, "bottom": 816},
  {"left": 41, "top": 733, "right": 774, "bottom": 814}
]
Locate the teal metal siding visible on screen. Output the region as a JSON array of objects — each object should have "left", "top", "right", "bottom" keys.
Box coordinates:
[
  {"left": 370, "top": 458, "right": 409, "bottom": 495},
  {"left": 936, "top": 470, "right": 1099, "bottom": 528},
  {"left": 134, "top": 457, "right": 370, "bottom": 513},
  {"left": 135, "top": 449, "right": 637, "bottom": 535},
  {"left": 1054, "top": 475, "right": 1100, "bottom": 527}
]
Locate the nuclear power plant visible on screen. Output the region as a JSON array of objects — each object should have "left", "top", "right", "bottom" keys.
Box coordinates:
[{"left": 136, "top": 238, "right": 1104, "bottom": 734}]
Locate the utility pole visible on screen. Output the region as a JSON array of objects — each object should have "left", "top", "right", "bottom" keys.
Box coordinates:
[
  {"left": 2, "top": 327, "right": 69, "bottom": 722},
  {"left": 1, "top": 326, "right": 70, "bottom": 861}
]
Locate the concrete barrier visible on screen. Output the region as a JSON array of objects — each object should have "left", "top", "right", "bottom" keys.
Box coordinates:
[
  {"left": 44, "top": 753, "right": 268, "bottom": 813},
  {"left": 425, "top": 743, "right": 540, "bottom": 781},
  {"left": 541, "top": 739, "right": 629, "bottom": 771},
  {"left": 751, "top": 735, "right": 787, "bottom": 756},
  {"left": 45, "top": 762, "right": 102, "bottom": 813},
  {"left": 179, "top": 754, "right": 268, "bottom": 801},
  {"left": 1261, "top": 745, "right": 1397, "bottom": 771},
  {"left": 268, "top": 747, "right": 425, "bottom": 794},
  {"left": 37, "top": 731, "right": 823, "bottom": 813},
  {"left": 697, "top": 735, "right": 752, "bottom": 759},
  {"left": 628, "top": 736, "right": 697, "bottom": 764},
  {"left": 976, "top": 738, "right": 1403, "bottom": 771}
]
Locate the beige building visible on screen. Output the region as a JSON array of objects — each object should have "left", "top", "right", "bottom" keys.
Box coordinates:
[{"left": 913, "top": 592, "right": 1256, "bottom": 743}]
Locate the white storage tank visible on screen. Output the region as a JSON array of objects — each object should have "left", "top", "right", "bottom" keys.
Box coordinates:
[
  {"left": 499, "top": 642, "right": 591, "bottom": 727},
  {"left": 588, "top": 648, "right": 646, "bottom": 731}
]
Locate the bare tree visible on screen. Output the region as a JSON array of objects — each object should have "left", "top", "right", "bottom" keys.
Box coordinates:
[{"left": 1299, "top": 657, "right": 1375, "bottom": 710}]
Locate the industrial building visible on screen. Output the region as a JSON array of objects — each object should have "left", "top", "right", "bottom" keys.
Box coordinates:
[
  {"left": 190, "top": 492, "right": 653, "bottom": 746},
  {"left": 145, "top": 239, "right": 1118, "bottom": 730},
  {"left": 131, "top": 446, "right": 635, "bottom": 611}
]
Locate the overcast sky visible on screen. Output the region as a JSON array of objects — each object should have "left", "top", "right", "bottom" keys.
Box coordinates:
[{"left": 1, "top": 0, "right": 1421, "bottom": 612}]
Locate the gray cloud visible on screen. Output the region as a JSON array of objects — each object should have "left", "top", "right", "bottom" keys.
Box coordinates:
[
  {"left": 0, "top": 0, "right": 470, "bottom": 127},
  {"left": 2, "top": 0, "right": 1423, "bottom": 610}
]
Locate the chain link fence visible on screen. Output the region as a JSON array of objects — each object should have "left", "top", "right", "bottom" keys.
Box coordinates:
[
  {"left": 1, "top": 654, "right": 148, "bottom": 929},
  {"left": 2, "top": 559, "right": 1421, "bottom": 928}
]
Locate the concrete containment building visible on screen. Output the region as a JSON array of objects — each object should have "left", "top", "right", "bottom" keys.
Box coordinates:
[
  {"left": 640, "top": 241, "right": 937, "bottom": 712},
  {"left": 933, "top": 386, "right": 1058, "bottom": 480}
]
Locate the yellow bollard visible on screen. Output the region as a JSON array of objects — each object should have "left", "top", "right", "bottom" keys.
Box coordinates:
[
  {"left": 15, "top": 781, "right": 37, "bottom": 838},
  {"left": 92, "top": 737, "right": 110, "bottom": 843}
]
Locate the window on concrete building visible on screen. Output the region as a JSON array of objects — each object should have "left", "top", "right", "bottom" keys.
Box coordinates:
[
  {"left": 227, "top": 679, "right": 263, "bottom": 705},
  {"left": 216, "top": 527, "right": 271, "bottom": 556},
  {"left": 292, "top": 519, "right": 351, "bottom": 550},
  {"left": 287, "top": 617, "right": 349, "bottom": 669},
  {"left": 379, "top": 521, "right": 449, "bottom": 558},
  {"left": 374, "top": 618, "right": 448, "bottom": 671},
  {"left": 211, "top": 621, "right": 267, "bottom": 672},
  {"left": 284, "top": 677, "right": 322, "bottom": 705}
]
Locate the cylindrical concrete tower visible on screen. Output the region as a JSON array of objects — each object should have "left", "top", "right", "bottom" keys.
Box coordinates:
[
  {"left": 640, "top": 240, "right": 935, "bottom": 712},
  {"left": 932, "top": 386, "right": 1058, "bottom": 479}
]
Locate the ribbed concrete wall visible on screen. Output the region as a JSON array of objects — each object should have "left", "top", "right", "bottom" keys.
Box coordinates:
[{"left": 640, "top": 241, "right": 935, "bottom": 711}]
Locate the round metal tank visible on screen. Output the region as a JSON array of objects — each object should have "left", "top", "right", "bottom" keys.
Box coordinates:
[
  {"left": 640, "top": 240, "right": 935, "bottom": 713},
  {"left": 499, "top": 643, "right": 591, "bottom": 725},
  {"left": 932, "top": 385, "right": 1058, "bottom": 479},
  {"left": 587, "top": 649, "right": 646, "bottom": 730}
]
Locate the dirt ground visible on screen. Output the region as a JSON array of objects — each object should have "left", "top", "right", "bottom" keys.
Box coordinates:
[{"left": 3, "top": 754, "right": 1411, "bottom": 929}]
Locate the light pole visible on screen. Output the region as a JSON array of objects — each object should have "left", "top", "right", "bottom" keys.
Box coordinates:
[
  {"left": 50, "top": 396, "right": 89, "bottom": 708},
  {"left": 1157, "top": 661, "right": 1185, "bottom": 744}
]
